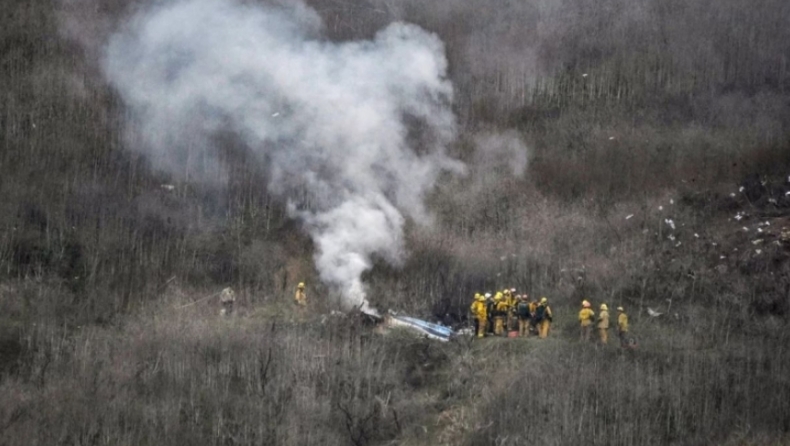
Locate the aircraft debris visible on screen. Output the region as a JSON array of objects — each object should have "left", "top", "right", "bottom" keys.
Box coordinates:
[{"left": 383, "top": 312, "right": 455, "bottom": 341}]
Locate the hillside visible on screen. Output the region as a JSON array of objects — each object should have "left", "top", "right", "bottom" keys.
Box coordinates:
[{"left": 2, "top": 0, "right": 790, "bottom": 444}]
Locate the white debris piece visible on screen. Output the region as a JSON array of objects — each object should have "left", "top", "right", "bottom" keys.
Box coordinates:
[
  {"left": 712, "top": 242, "right": 718, "bottom": 246},
  {"left": 609, "top": 136, "right": 615, "bottom": 140},
  {"left": 500, "top": 256, "right": 507, "bottom": 261},
  {"left": 765, "top": 221, "right": 771, "bottom": 226},
  {"left": 272, "top": 112, "right": 280, "bottom": 117},
  {"left": 734, "top": 213, "right": 744, "bottom": 221},
  {"left": 720, "top": 255, "right": 726, "bottom": 259},
  {"left": 769, "top": 198, "right": 777, "bottom": 204},
  {"left": 755, "top": 249, "right": 762, "bottom": 255},
  {"left": 647, "top": 307, "right": 663, "bottom": 317},
  {"left": 786, "top": 191, "right": 790, "bottom": 196},
  {"left": 659, "top": 206, "right": 664, "bottom": 211},
  {"left": 160, "top": 184, "right": 175, "bottom": 191},
  {"left": 670, "top": 199, "right": 674, "bottom": 205},
  {"left": 757, "top": 228, "right": 763, "bottom": 233},
  {"left": 668, "top": 234, "right": 676, "bottom": 241},
  {"left": 625, "top": 214, "right": 634, "bottom": 220},
  {"left": 582, "top": 73, "right": 589, "bottom": 77},
  {"left": 739, "top": 186, "right": 745, "bottom": 192},
  {"left": 664, "top": 219, "right": 676, "bottom": 230},
  {"left": 694, "top": 233, "right": 700, "bottom": 238},
  {"left": 752, "top": 239, "right": 764, "bottom": 245},
  {"left": 743, "top": 227, "right": 749, "bottom": 231},
  {"left": 730, "top": 193, "right": 736, "bottom": 197},
  {"left": 675, "top": 242, "right": 682, "bottom": 247}
]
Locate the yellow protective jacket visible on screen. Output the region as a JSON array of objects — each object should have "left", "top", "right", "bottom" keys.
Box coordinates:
[
  {"left": 529, "top": 302, "right": 538, "bottom": 315},
  {"left": 578, "top": 308, "right": 595, "bottom": 326},
  {"left": 598, "top": 310, "right": 610, "bottom": 329},
  {"left": 294, "top": 289, "right": 306, "bottom": 305},
  {"left": 618, "top": 313, "right": 629, "bottom": 332},
  {"left": 495, "top": 300, "right": 509, "bottom": 314},
  {"left": 505, "top": 294, "right": 517, "bottom": 311},
  {"left": 471, "top": 301, "right": 487, "bottom": 319}
]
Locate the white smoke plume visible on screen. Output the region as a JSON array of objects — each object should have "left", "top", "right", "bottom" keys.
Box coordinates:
[{"left": 102, "top": 0, "right": 463, "bottom": 312}]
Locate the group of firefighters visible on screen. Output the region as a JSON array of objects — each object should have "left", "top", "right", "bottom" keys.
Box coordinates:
[{"left": 469, "top": 289, "right": 631, "bottom": 346}]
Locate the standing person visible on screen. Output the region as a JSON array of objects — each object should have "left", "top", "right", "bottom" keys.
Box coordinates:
[
  {"left": 493, "top": 292, "right": 508, "bottom": 336},
  {"left": 535, "top": 297, "right": 553, "bottom": 339},
  {"left": 219, "top": 287, "right": 236, "bottom": 316},
  {"left": 528, "top": 298, "right": 539, "bottom": 335},
  {"left": 294, "top": 282, "right": 307, "bottom": 307},
  {"left": 506, "top": 288, "right": 518, "bottom": 331},
  {"left": 617, "top": 306, "right": 629, "bottom": 347},
  {"left": 516, "top": 294, "right": 532, "bottom": 337},
  {"left": 470, "top": 293, "right": 488, "bottom": 338},
  {"left": 578, "top": 300, "right": 595, "bottom": 341},
  {"left": 597, "top": 304, "right": 610, "bottom": 344},
  {"left": 484, "top": 293, "right": 494, "bottom": 334}
]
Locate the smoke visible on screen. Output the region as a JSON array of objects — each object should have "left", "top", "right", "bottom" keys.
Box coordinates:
[{"left": 102, "top": 0, "right": 462, "bottom": 311}]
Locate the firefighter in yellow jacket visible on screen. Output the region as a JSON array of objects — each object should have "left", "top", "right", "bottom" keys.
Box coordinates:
[
  {"left": 597, "top": 304, "right": 610, "bottom": 344},
  {"left": 503, "top": 288, "right": 517, "bottom": 330},
  {"left": 294, "top": 282, "right": 307, "bottom": 307},
  {"left": 578, "top": 300, "right": 595, "bottom": 341},
  {"left": 470, "top": 293, "right": 488, "bottom": 338},
  {"left": 493, "top": 292, "right": 508, "bottom": 336},
  {"left": 617, "top": 306, "right": 629, "bottom": 347},
  {"left": 535, "top": 297, "right": 553, "bottom": 339}
]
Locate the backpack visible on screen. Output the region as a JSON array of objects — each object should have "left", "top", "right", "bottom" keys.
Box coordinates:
[
  {"left": 517, "top": 302, "right": 531, "bottom": 318},
  {"left": 534, "top": 305, "right": 546, "bottom": 322}
]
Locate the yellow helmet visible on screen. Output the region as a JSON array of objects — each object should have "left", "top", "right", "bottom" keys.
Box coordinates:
[
  {"left": 600, "top": 303, "right": 608, "bottom": 311},
  {"left": 582, "top": 300, "right": 591, "bottom": 308},
  {"left": 495, "top": 292, "right": 503, "bottom": 301},
  {"left": 297, "top": 282, "right": 305, "bottom": 289},
  {"left": 540, "top": 297, "right": 548, "bottom": 304},
  {"left": 477, "top": 294, "right": 486, "bottom": 302}
]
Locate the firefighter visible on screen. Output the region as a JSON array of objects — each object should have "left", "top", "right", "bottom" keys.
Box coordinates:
[
  {"left": 470, "top": 293, "right": 488, "bottom": 338},
  {"left": 484, "top": 293, "right": 494, "bottom": 334},
  {"left": 219, "top": 287, "right": 236, "bottom": 316},
  {"left": 617, "top": 306, "right": 629, "bottom": 347},
  {"left": 528, "top": 298, "right": 539, "bottom": 335},
  {"left": 535, "top": 297, "right": 553, "bottom": 339},
  {"left": 502, "top": 288, "right": 518, "bottom": 331},
  {"left": 578, "top": 300, "right": 595, "bottom": 342},
  {"left": 294, "top": 282, "right": 307, "bottom": 307},
  {"left": 493, "top": 292, "right": 508, "bottom": 336},
  {"left": 516, "top": 294, "right": 532, "bottom": 337},
  {"left": 598, "top": 304, "right": 610, "bottom": 344}
]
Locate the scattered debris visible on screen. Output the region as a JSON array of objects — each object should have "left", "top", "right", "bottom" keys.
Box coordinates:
[
  {"left": 755, "top": 249, "right": 762, "bottom": 255},
  {"left": 668, "top": 234, "right": 676, "bottom": 241},
  {"left": 160, "top": 184, "right": 175, "bottom": 191},
  {"left": 664, "top": 219, "right": 676, "bottom": 230},
  {"left": 625, "top": 214, "right": 634, "bottom": 220},
  {"left": 647, "top": 307, "right": 663, "bottom": 317},
  {"left": 272, "top": 112, "right": 280, "bottom": 117},
  {"left": 384, "top": 312, "right": 455, "bottom": 341},
  {"left": 694, "top": 233, "right": 700, "bottom": 238},
  {"left": 752, "top": 239, "right": 764, "bottom": 245}
]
